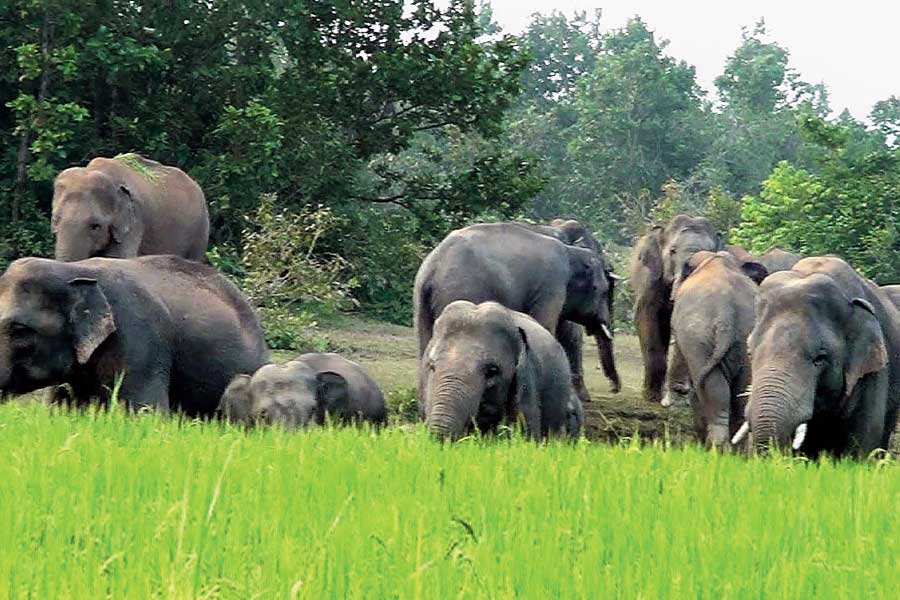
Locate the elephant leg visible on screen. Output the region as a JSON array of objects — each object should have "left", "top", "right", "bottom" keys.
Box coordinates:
[
  {"left": 595, "top": 335, "right": 621, "bottom": 393},
  {"left": 556, "top": 321, "right": 590, "bottom": 404},
  {"left": 636, "top": 300, "right": 671, "bottom": 403},
  {"left": 662, "top": 340, "right": 692, "bottom": 407},
  {"left": 118, "top": 372, "right": 171, "bottom": 413},
  {"left": 696, "top": 368, "right": 731, "bottom": 449}
]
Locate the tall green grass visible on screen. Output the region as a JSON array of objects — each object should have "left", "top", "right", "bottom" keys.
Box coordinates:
[{"left": 0, "top": 402, "right": 897, "bottom": 598}]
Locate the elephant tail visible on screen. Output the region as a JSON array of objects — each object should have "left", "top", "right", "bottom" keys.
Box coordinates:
[
  {"left": 694, "top": 317, "right": 735, "bottom": 389},
  {"left": 414, "top": 280, "right": 434, "bottom": 360}
]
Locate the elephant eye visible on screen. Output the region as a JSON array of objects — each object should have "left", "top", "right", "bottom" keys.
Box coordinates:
[
  {"left": 426, "top": 359, "right": 436, "bottom": 372},
  {"left": 483, "top": 363, "right": 501, "bottom": 378},
  {"left": 813, "top": 353, "right": 828, "bottom": 366},
  {"left": 8, "top": 322, "right": 32, "bottom": 337},
  {"left": 89, "top": 223, "right": 102, "bottom": 231}
]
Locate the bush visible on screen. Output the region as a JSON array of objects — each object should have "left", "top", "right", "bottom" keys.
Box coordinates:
[
  {"left": 258, "top": 307, "right": 333, "bottom": 352},
  {"left": 386, "top": 386, "right": 419, "bottom": 424}
]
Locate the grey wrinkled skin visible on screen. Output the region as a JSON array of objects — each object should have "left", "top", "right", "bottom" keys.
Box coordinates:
[
  {"left": 514, "top": 219, "right": 621, "bottom": 396},
  {"left": 758, "top": 249, "right": 802, "bottom": 274},
  {"left": 0, "top": 256, "right": 269, "bottom": 416},
  {"left": 880, "top": 284, "right": 900, "bottom": 312},
  {"left": 219, "top": 353, "right": 386, "bottom": 428},
  {"left": 746, "top": 257, "right": 900, "bottom": 457},
  {"left": 662, "top": 251, "right": 766, "bottom": 448},
  {"left": 420, "top": 301, "right": 582, "bottom": 441},
  {"left": 629, "top": 215, "right": 722, "bottom": 403},
  {"left": 414, "top": 223, "right": 614, "bottom": 407},
  {"left": 52, "top": 155, "right": 209, "bottom": 262}
]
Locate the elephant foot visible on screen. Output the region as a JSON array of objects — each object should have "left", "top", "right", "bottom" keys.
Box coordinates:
[
  {"left": 572, "top": 375, "right": 592, "bottom": 404},
  {"left": 609, "top": 381, "right": 621, "bottom": 394},
  {"left": 644, "top": 391, "right": 663, "bottom": 404}
]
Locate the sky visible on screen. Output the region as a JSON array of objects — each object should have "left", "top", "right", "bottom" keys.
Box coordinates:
[{"left": 487, "top": 0, "right": 900, "bottom": 120}]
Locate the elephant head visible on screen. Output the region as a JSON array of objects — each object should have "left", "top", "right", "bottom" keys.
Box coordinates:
[
  {"left": 563, "top": 245, "right": 614, "bottom": 341},
  {"left": 219, "top": 362, "right": 350, "bottom": 428},
  {"left": 421, "top": 301, "right": 535, "bottom": 440},
  {"left": 52, "top": 168, "right": 138, "bottom": 261},
  {"left": 0, "top": 259, "right": 116, "bottom": 395},
  {"left": 660, "top": 215, "right": 722, "bottom": 292},
  {"left": 741, "top": 258, "right": 888, "bottom": 453}
]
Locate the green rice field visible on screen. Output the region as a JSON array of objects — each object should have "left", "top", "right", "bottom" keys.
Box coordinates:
[{"left": 1, "top": 401, "right": 898, "bottom": 599}]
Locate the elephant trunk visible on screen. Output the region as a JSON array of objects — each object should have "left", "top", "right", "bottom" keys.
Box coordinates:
[
  {"left": 426, "top": 372, "right": 481, "bottom": 440},
  {"left": 595, "top": 334, "right": 621, "bottom": 393},
  {"left": 748, "top": 366, "right": 814, "bottom": 452}
]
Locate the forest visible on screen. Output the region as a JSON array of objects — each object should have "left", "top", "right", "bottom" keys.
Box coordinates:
[{"left": 3, "top": 1, "right": 900, "bottom": 333}]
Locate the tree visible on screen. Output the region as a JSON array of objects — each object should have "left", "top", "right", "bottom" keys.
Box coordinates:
[
  {"left": 732, "top": 117, "right": 900, "bottom": 283},
  {"left": 567, "top": 17, "right": 708, "bottom": 239}
]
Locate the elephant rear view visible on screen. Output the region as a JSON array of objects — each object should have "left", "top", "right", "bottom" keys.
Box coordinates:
[
  {"left": 662, "top": 251, "right": 766, "bottom": 447},
  {"left": 420, "top": 300, "right": 582, "bottom": 440},
  {"left": 630, "top": 215, "right": 722, "bottom": 403},
  {"left": 52, "top": 154, "right": 209, "bottom": 262},
  {"left": 219, "top": 353, "right": 387, "bottom": 428}
]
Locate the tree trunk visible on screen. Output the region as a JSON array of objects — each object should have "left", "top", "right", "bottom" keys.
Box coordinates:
[{"left": 12, "top": 12, "right": 54, "bottom": 224}]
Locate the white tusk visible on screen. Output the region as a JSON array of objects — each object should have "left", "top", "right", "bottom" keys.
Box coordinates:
[
  {"left": 731, "top": 421, "right": 750, "bottom": 445},
  {"left": 661, "top": 394, "right": 672, "bottom": 408},
  {"left": 600, "top": 324, "right": 613, "bottom": 340},
  {"left": 607, "top": 272, "right": 624, "bottom": 281},
  {"left": 792, "top": 423, "right": 808, "bottom": 450}
]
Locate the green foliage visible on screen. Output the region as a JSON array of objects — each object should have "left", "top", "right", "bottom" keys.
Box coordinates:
[
  {"left": 240, "top": 194, "right": 352, "bottom": 311},
  {"left": 1, "top": 402, "right": 898, "bottom": 597},
  {"left": 257, "top": 307, "right": 333, "bottom": 353},
  {"left": 112, "top": 152, "right": 159, "bottom": 181},
  {"left": 386, "top": 386, "right": 420, "bottom": 423},
  {"left": 732, "top": 117, "right": 900, "bottom": 282}
]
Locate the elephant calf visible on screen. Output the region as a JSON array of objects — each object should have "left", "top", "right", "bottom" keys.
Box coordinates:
[
  {"left": 420, "top": 300, "right": 583, "bottom": 440},
  {"left": 0, "top": 256, "right": 269, "bottom": 415},
  {"left": 662, "top": 251, "right": 767, "bottom": 447},
  {"left": 220, "top": 353, "right": 387, "bottom": 428}
]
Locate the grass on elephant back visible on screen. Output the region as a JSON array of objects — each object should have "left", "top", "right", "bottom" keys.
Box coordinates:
[{"left": 1, "top": 402, "right": 899, "bottom": 598}]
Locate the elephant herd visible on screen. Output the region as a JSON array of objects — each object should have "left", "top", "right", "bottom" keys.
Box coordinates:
[{"left": 1, "top": 153, "right": 898, "bottom": 458}]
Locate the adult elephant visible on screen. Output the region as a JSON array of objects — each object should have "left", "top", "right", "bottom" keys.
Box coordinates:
[
  {"left": 414, "top": 223, "right": 613, "bottom": 407},
  {"left": 629, "top": 215, "right": 722, "bottom": 403},
  {"left": 733, "top": 257, "right": 900, "bottom": 457},
  {"left": 758, "top": 248, "right": 801, "bottom": 273},
  {"left": 661, "top": 251, "right": 767, "bottom": 447},
  {"left": 420, "top": 301, "right": 582, "bottom": 440},
  {"left": 52, "top": 154, "right": 209, "bottom": 262},
  {"left": 882, "top": 284, "right": 900, "bottom": 311},
  {"left": 0, "top": 255, "right": 269, "bottom": 416},
  {"left": 515, "top": 219, "right": 621, "bottom": 393}
]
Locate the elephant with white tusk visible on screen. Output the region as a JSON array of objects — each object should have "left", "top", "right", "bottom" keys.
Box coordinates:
[{"left": 739, "top": 256, "right": 900, "bottom": 457}]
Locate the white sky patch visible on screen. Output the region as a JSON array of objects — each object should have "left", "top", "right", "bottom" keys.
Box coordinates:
[{"left": 488, "top": 0, "right": 900, "bottom": 119}]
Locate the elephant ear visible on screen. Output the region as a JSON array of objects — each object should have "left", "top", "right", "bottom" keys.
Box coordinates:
[
  {"left": 316, "top": 371, "right": 350, "bottom": 421},
  {"left": 844, "top": 297, "right": 888, "bottom": 406},
  {"left": 219, "top": 374, "right": 253, "bottom": 422},
  {"left": 68, "top": 278, "right": 116, "bottom": 364},
  {"left": 631, "top": 226, "right": 664, "bottom": 289},
  {"left": 740, "top": 261, "right": 769, "bottom": 285},
  {"left": 566, "top": 248, "right": 597, "bottom": 293},
  {"left": 111, "top": 184, "right": 136, "bottom": 244}
]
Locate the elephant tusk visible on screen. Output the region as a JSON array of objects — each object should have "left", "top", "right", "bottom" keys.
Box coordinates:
[
  {"left": 792, "top": 423, "right": 808, "bottom": 450},
  {"left": 660, "top": 394, "right": 673, "bottom": 408},
  {"left": 600, "top": 324, "right": 613, "bottom": 340},
  {"left": 731, "top": 421, "right": 750, "bottom": 445},
  {"left": 607, "top": 272, "right": 624, "bottom": 281}
]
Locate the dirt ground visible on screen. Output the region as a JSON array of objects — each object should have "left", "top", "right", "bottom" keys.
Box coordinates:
[{"left": 300, "top": 316, "right": 698, "bottom": 444}]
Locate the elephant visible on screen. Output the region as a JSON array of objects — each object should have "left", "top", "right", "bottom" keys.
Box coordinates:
[
  {"left": 515, "top": 219, "right": 622, "bottom": 394},
  {"left": 731, "top": 256, "right": 900, "bottom": 457},
  {"left": 420, "top": 300, "right": 582, "bottom": 440},
  {"left": 219, "top": 353, "right": 386, "bottom": 428},
  {"left": 879, "top": 285, "right": 900, "bottom": 312},
  {"left": 414, "top": 222, "right": 614, "bottom": 407},
  {"left": 51, "top": 154, "right": 209, "bottom": 262},
  {"left": 0, "top": 255, "right": 269, "bottom": 416},
  {"left": 629, "top": 215, "right": 722, "bottom": 403},
  {"left": 660, "top": 251, "right": 768, "bottom": 447},
  {"left": 758, "top": 248, "right": 802, "bottom": 274}
]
